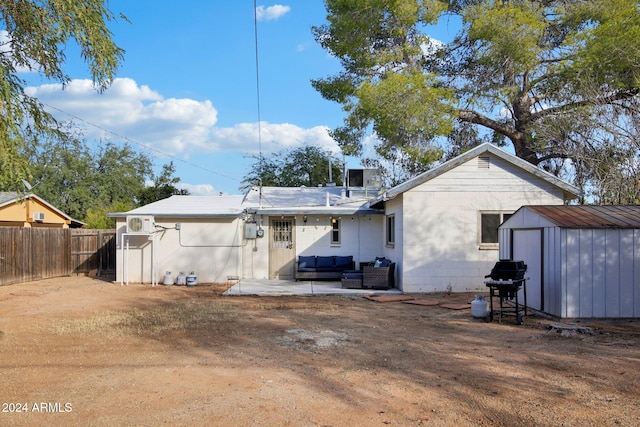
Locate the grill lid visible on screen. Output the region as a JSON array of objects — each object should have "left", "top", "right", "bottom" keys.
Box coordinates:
[{"left": 485, "top": 260, "right": 527, "bottom": 281}]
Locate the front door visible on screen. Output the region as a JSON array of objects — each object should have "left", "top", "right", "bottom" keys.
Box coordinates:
[{"left": 269, "top": 217, "right": 295, "bottom": 279}]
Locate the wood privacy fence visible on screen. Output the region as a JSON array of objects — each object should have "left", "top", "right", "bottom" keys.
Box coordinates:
[{"left": 0, "top": 227, "right": 116, "bottom": 286}]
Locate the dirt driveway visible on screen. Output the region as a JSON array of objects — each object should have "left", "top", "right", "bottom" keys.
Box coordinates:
[{"left": 0, "top": 276, "right": 639, "bottom": 426}]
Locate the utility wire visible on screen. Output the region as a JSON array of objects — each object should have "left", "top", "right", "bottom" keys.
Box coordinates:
[
  {"left": 42, "top": 102, "right": 240, "bottom": 183},
  {"left": 253, "top": 0, "right": 263, "bottom": 163}
]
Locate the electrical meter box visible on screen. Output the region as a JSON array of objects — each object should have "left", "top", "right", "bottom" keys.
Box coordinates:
[{"left": 245, "top": 222, "right": 257, "bottom": 239}]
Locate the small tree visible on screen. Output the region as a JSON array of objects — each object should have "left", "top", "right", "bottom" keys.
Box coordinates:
[
  {"left": 241, "top": 146, "right": 343, "bottom": 192},
  {"left": 137, "top": 162, "right": 189, "bottom": 206}
]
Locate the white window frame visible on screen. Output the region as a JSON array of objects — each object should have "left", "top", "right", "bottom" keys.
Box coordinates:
[
  {"left": 330, "top": 217, "right": 341, "bottom": 245},
  {"left": 386, "top": 214, "right": 395, "bottom": 247},
  {"left": 478, "top": 211, "right": 513, "bottom": 250}
]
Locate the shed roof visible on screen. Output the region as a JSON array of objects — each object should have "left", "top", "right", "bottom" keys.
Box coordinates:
[
  {"left": 523, "top": 205, "right": 640, "bottom": 228},
  {"left": 370, "top": 143, "right": 582, "bottom": 206}
]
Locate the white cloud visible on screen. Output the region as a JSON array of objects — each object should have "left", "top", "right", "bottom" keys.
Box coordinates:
[
  {"left": 210, "top": 122, "right": 338, "bottom": 155},
  {"left": 255, "top": 4, "right": 291, "bottom": 21},
  {"left": 24, "top": 77, "right": 339, "bottom": 160},
  {"left": 25, "top": 78, "right": 218, "bottom": 154},
  {"left": 177, "top": 182, "right": 219, "bottom": 196}
]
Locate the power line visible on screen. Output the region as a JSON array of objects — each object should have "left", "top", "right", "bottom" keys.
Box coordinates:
[
  {"left": 253, "top": 0, "right": 263, "bottom": 167},
  {"left": 42, "top": 102, "right": 240, "bottom": 183}
]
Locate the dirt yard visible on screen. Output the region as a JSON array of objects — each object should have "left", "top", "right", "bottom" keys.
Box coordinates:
[{"left": 0, "top": 276, "right": 638, "bottom": 426}]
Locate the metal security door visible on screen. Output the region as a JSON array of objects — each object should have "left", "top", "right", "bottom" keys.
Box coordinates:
[{"left": 269, "top": 218, "right": 295, "bottom": 279}]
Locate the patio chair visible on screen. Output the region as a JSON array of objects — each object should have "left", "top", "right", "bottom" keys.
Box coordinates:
[{"left": 362, "top": 263, "right": 395, "bottom": 289}]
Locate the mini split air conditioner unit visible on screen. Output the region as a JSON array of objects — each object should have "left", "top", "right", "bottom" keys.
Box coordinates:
[
  {"left": 126, "top": 215, "right": 155, "bottom": 234},
  {"left": 33, "top": 212, "right": 45, "bottom": 222}
]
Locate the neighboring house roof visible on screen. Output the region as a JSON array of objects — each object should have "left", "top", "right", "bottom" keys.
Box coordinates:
[
  {"left": 110, "top": 195, "right": 246, "bottom": 218},
  {"left": 0, "top": 192, "right": 85, "bottom": 227},
  {"left": 518, "top": 205, "right": 640, "bottom": 229},
  {"left": 369, "top": 143, "right": 583, "bottom": 206},
  {"left": 242, "top": 186, "right": 382, "bottom": 215}
]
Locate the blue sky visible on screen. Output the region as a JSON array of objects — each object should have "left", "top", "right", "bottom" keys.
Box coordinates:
[{"left": 20, "top": 1, "right": 459, "bottom": 196}]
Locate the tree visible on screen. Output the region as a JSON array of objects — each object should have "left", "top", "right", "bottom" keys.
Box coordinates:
[
  {"left": 312, "top": 0, "right": 640, "bottom": 190},
  {"left": 25, "top": 130, "right": 154, "bottom": 223},
  {"left": 137, "top": 161, "right": 190, "bottom": 206},
  {"left": 0, "top": 0, "right": 125, "bottom": 190},
  {"left": 241, "top": 145, "right": 343, "bottom": 192}
]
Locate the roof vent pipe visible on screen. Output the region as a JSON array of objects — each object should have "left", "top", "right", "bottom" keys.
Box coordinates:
[{"left": 326, "top": 192, "right": 330, "bottom": 207}]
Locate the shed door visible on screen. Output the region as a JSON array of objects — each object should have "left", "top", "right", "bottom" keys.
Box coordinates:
[
  {"left": 269, "top": 217, "right": 295, "bottom": 279},
  {"left": 512, "top": 229, "right": 543, "bottom": 311}
]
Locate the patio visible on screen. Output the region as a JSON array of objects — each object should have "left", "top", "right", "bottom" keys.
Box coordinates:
[{"left": 223, "top": 279, "right": 404, "bottom": 296}]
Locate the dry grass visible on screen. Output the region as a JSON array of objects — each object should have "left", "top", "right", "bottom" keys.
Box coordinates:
[{"left": 48, "top": 300, "right": 237, "bottom": 337}]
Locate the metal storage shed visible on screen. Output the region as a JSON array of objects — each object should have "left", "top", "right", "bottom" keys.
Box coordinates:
[{"left": 499, "top": 205, "right": 640, "bottom": 318}]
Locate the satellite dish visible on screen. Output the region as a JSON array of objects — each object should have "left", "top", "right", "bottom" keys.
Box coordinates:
[{"left": 21, "top": 179, "right": 33, "bottom": 191}]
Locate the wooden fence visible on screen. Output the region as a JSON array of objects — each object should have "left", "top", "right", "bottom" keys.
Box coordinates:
[{"left": 0, "top": 227, "right": 116, "bottom": 286}]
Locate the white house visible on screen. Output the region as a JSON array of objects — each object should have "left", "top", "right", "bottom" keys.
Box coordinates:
[
  {"left": 367, "top": 143, "right": 582, "bottom": 293},
  {"left": 111, "top": 187, "right": 383, "bottom": 285},
  {"left": 110, "top": 143, "right": 581, "bottom": 291},
  {"left": 499, "top": 205, "right": 640, "bottom": 318}
]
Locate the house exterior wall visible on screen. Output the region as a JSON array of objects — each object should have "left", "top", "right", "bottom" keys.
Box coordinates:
[
  {"left": 0, "top": 199, "right": 69, "bottom": 228},
  {"left": 117, "top": 213, "right": 384, "bottom": 284},
  {"left": 400, "top": 154, "right": 566, "bottom": 293},
  {"left": 116, "top": 217, "right": 243, "bottom": 284},
  {"left": 293, "top": 213, "right": 382, "bottom": 267},
  {"left": 384, "top": 196, "right": 403, "bottom": 288}
]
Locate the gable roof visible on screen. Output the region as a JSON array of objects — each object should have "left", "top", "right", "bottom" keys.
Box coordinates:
[
  {"left": 369, "top": 143, "right": 583, "bottom": 206},
  {"left": 520, "top": 205, "right": 640, "bottom": 228},
  {"left": 0, "top": 192, "right": 84, "bottom": 226}
]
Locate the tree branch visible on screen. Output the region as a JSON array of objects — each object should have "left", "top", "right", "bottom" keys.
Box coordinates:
[{"left": 458, "top": 109, "right": 521, "bottom": 141}]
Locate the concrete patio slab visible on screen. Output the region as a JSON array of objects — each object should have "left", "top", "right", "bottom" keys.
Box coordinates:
[{"left": 223, "top": 279, "right": 404, "bottom": 296}]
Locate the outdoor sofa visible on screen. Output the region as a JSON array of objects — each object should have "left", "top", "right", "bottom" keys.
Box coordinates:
[{"left": 295, "top": 255, "right": 355, "bottom": 280}]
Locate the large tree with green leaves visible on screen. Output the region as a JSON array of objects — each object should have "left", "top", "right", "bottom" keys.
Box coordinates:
[
  {"left": 241, "top": 145, "right": 343, "bottom": 192},
  {"left": 25, "top": 130, "right": 154, "bottom": 224},
  {"left": 312, "top": 0, "right": 640, "bottom": 190},
  {"left": 0, "top": 0, "right": 125, "bottom": 190}
]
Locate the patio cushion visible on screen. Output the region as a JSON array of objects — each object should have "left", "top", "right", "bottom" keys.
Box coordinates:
[
  {"left": 297, "top": 267, "right": 317, "bottom": 273},
  {"left": 334, "top": 255, "right": 353, "bottom": 268},
  {"left": 342, "top": 271, "right": 363, "bottom": 279},
  {"left": 316, "top": 256, "right": 334, "bottom": 268},
  {"left": 298, "top": 256, "right": 316, "bottom": 269}
]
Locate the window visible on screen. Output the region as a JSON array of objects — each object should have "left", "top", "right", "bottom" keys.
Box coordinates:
[
  {"left": 479, "top": 212, "right": 513, "bottom": 249},
  {"left": 386, "top": 214, "right": 395, "bottom": 246},
  {"left": 331, "top": 217, "right": 340, "bottom": 245}
]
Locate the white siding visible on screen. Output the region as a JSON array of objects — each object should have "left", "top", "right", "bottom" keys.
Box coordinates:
[
  {"left": 240, "top": 214, "right": 384, "bottom": 280},
  {"left": 400, "top": 154, "right": 566, "bottom": 293},
  {"left": 117, "top": 217, "right": 243, "bottom": 284},
  {"left": 293, "top": 213, "right": 383, "bottom": 268}
]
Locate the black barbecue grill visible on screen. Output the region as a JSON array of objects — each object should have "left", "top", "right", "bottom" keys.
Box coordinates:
[{"left": 485, "top": 260, "right": 528, "bottom": 324}]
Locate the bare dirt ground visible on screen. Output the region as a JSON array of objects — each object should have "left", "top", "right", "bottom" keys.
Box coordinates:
[{"left": 0, "top": 276, "right": 639, "bottom": 427}]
